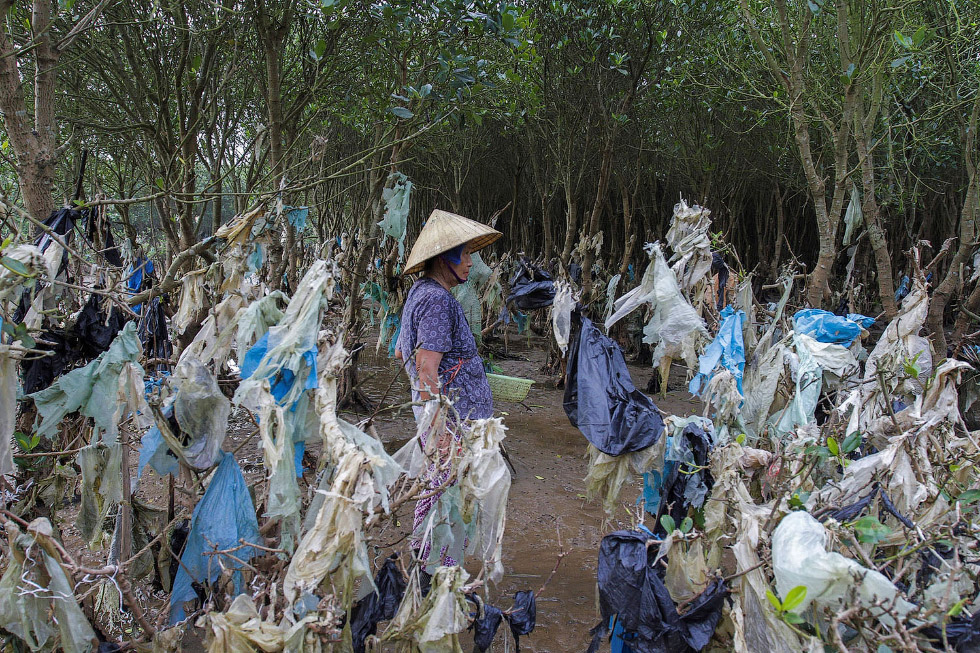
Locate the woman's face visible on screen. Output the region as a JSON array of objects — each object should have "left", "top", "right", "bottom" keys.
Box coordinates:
[{"left": 446, "top": 246, "right": 473, "bottom": 282}]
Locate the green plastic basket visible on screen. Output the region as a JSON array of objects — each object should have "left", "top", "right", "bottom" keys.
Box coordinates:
[{"left": 486, "top": 373, "right": 534, "bottom": 402}]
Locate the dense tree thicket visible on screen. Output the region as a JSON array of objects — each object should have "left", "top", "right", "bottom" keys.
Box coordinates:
[{"left": 0, "top": 0, "right": 978, "bottom": 345}]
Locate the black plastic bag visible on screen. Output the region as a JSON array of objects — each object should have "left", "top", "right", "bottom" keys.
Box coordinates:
[
  {"left": 350, "top": 556, "right": 407, "bottom": 653},
  {"left": 469, "top": 600, "right": 503, "bottom": 652},
  {"left": 588, "top": 530, "right": 728, "bottom": 653},
  {"left": 505, "top": 590, "right": 536, "bottom": 648},
  {"left": 73, "top": 293, "right": 128, "bottom": 359},
  {"left": 139, "top": 297, "right": 172, "bottom": 361},
  {"left": 564, "top": 314, "right": 665, "bottom": 456},
  {"left": 653, "top": 424, "right": 714, "bottom": 534},
  {"left": 710, "top": 253, "right": 728, "bottom": 310},
  {"left": 508, "top": 260, "right": 555, "bottom": 310}
]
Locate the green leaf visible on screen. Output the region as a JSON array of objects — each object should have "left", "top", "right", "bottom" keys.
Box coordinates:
[
  {"left": 841, "top": 432, "right": 862, "bottom": 454},
  {"left": 501, "top": 10, "right": 515, "bottom": 32},
  {"left": 312, "top": 38, "right": 327, "bottom": 60},
  {"left": 155, "top": 177, "right": 166, "bottom": 190},
  {"left": 389, "top": 106, "right": 414, "bottom": 119},
  {"left": 766, "top": 589, "right": 782, "bottom": 611},
  {"left": 660, "top": 515, "right": 676, "bottom": 534},
  {"left": 782, "top": 586, "right": 807, "bottom": 612},
  {"left": 912, "top": 26, "right": 927, "bottom": 47},
  {"left": 0, "top": 256, "right": 32, "bottom": 277},
  {"left": 783, "top": 612, "right": 805, "bottom": 624},
  {"left": 957, "top": 489, "right": 980, "bottom": 504},
  {"left": 735, "top": 433, "right": 746, "bottom": 445},
  {"left": 827, "top": 436, "right": 839, "bottom": 457},
  {"left": 680, "top": 517, "right": 693, "bottom": 534},
  {"left": 948, "top": 597, "right": 969, "bottom": 617},
  {"left": 853, "top": 515, "right": 891, "bottom": 544},
  {"left": 190, "top": 53, "right": 202, "bottom": 73},
  {"left": 891, "top": 56, "right": 910, "bottom": 68}
]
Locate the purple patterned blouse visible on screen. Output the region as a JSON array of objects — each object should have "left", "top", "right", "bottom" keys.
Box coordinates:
[{"left": 396, "top": 277, "right": 493, "bottom": 420}]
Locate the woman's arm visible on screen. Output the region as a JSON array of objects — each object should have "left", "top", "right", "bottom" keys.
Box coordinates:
[{"left": 415, "top": 348, "right": 443, "bottom": 400}]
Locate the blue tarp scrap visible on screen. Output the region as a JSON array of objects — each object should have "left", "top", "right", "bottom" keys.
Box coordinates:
[
  {"left": 170, "top": 452, "right": 261, "bottom": 623},
  {"left": 127, "top": 257, "right": 154, "bottom": 314},
  {"left": 846, "top": 313, "right": 875, "bottom": 329},
  {"left": 137, "top": 404, "right": 178, "bottom": 479},
  {"left": 285, "top": 206, "right": 310, "bottom": 232},
  {"left": 240, "top": 332, "right": 317, "bottom": 408},
  {"left": 895, "top": 275, "right": 910, "bottom": 302},
  {"left": 689, "top": 306, "right": 745, "bottom": 397},
  {"left": 792, "top": 309, "right": 866, "bottom": 346}
]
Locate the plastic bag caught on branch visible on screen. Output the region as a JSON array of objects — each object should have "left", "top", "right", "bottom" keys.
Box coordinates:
[
  {"left": 170, "top": 452, "right": 262, "bottom": 623},
  {"left": 641, "top": 243, "right": 708, "bottom": 370},
  {"left": 31, "top": 322, "right": 147, "bottom": 444},
  {"left": 689, "top": 306, "right": 745, "bottom": 397},
  {"left": 173, "top": 269, "right": 207, "bottom": 335},
  {"left": 551, "top": 279, "right": 576, "bottom": 356},
  {"left": 77, "top": 442, "right": 124, "bottom": 544},
  {"left": 235, "top": 260, "right": 335, "bottom": 410},
  {"left": 564, "top": 313, "right": 665, "bottom": 456},
  {"left": 0, "top": 244, "right": 46, "bottom": 309},
  {"left": 170, "top": 358, "right": 231, "bottom": 470},
  {"left": 666, "top": 199, "right": 713, "bottom": 291},
  {"left": 0, "top": 519, "right": 98, "bottom": 653},
  {"left": 379, "top": 172, "right": 412, "bottom": 260},
  {"left": 0, "top": 346, "right": 18, "bottom": 477},
  {"left": 383, "top": 566, "right": 470, "bottom": 652},
  {"left": 460, "top": 418, "right": 511, "bottom": 583},
  {"left": 772, "top": 511, "right": 914, "bottom": 626}
]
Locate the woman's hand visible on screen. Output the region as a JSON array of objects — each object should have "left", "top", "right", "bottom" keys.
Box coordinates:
[{"left": 416, "top": 348, "right": 444, "bottom": 401}]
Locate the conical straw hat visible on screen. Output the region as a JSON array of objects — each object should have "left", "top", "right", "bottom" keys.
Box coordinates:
[{"left": 403, "top": 209, "right": 502, "bottom": 275}]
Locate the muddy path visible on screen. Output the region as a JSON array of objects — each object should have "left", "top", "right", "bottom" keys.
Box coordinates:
[{"left": 348, "top": 331, "right": 700, "bottom": 652}]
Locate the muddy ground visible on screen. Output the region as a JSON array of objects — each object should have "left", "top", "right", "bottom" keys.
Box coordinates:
[{"left": 54, "top": 329, "right": 698, "bottom": 651}]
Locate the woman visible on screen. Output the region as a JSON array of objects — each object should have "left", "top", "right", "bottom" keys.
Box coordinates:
[{"left": 394, "top": 208, "right": 501, "bottom": 567}]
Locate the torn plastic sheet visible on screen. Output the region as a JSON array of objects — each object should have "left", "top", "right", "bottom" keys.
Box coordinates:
[
  {"left": 0, "top": 346, "right": 17, "bottom": 477},
  {"left": 564, "top": 313, "right": 665, "bottom": 456},
  {"left": 205, "top": 593, "right": 320, "bottom": 653},
  {"left": 77, "top": 442, "right": 124, "bottom": 544},
  {"left": 689, "top": 306, "right": 745, "bottom": 397},
  {"left": 170, "top": 452, "right": 262, "bottom": 623},
  {"left": 31, "top": 322, "right": 146, "bottom": 444},
  {"left": 383, "top": 565, "right": 470, "bottom": 652},
  {"left": 0, "top": 244, "right": 46, "bottom": 308},
  {"left": 254, "top": 388, "right": 302, "bottom": 551},
  {"left": 173, "top": 269, "right": 207, "bottom": 335},
  {"left": 460, "top": 418, "right": 511, "bottom": 583},
  {"left": 234, "top": 260, "right": 334, "bottom": 410},
  {"left": 508, "top": 260, "right": 555, "bottom": 311},
  {"left": 452, "top": 252, "right": 492, "bottom": 344},
  {"left": 551, "top": 279, "right": 576, "bottom": 356},
  {"left": 770, "top": 333, "right": 823, "bottom": 438},
  {"left": 604, "top": 273, "right": 621, "bottom": 323},
  {"left": 588, "top": 530, "right": 728, "bottom": 653},
  {"left": 842, "top": 184, "right": 863, "bottom": 247},
  {"left": 643, "top": 417, "right": 714, "bottom": 524},
  {"left": 0, "top": 519, "right": 98, "bottom": 653},
  {"left": 591, "top": 440, "right": 661, "bottom": 518},
  {"left": 285, "top": 205, "right": 309, "bottom": 232},
  {"left": 792, "top": 309, "right": 863, "bottom": 346},
  {"left": 350, "top": 556, "right": 407, "bottom": 653},
  {"left": 772, "top": 511, "right": 914, "bottom": 626},
  {"left": 379, "top": 172, "right": 411, "bottom": 260},
  {"left": 171, "top": 358, "right": 231, "bottom": 470},
  {"left": 641, "top": 243, "right": 707, "bottom": 370},
  {"left": 665, "top": 199, "right": 713, "bottom": 291}
]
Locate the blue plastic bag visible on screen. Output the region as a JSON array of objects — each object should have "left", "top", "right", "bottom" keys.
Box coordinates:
[
  {"left": 793, "top": 309, "right": 863, "bottom": 346},
  {"left": 846, "top": 313, "right": 875, "bottom": 329},
  {"left": 240, "top": 332, "right": 317, "bottom": 407},
  {"left": 689, "top": 306, "right": 745, "bottom": 397},
  {"left": 170, "top": 452, "right": 261, "bottom": 623}
]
